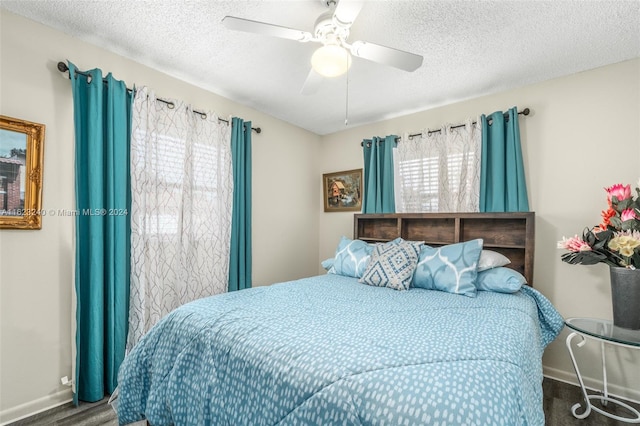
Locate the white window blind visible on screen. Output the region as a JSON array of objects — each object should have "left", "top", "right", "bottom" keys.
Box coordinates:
[{"left": 394, "top": 119, "right": 481, "bottom": 213}]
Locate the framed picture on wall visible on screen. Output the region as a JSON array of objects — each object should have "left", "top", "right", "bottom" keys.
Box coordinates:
[
  {"left": 323, "top": 168, "right": 362, "bottom": 212},
  {"left": 0, "top": 115, "right": 45, "bottom": 229}
]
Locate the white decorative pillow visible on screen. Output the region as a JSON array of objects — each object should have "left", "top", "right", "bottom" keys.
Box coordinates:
[
  {"left": 359, "top": 240, "right": 421, "bottom": 291},
  {"left": 477, "top": 250, "right": 511, "bottom": 272}
]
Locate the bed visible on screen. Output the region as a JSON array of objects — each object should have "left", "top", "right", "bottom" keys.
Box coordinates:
[{"left": 115, "top": 212, "right": 564, "bottom": 425}]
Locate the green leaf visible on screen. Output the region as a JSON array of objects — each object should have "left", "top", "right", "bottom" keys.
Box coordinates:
[
  {"left": 610, "top": 217, "right": 622, "bottom": 229},
  {"left": 621, "top": 220, "right": 635, "bottom": 230},
  {"left": 618, "top": 198, "right": 633, "bottom": 210},
  {"left": 592, "top": 229, "right": 612, "bottom": 250},
  {"left": 631, "top": 251, "right": 640, "bottom": 269},
  {"left": 561, "top": 251, "right": 607, "bottom": 265}
]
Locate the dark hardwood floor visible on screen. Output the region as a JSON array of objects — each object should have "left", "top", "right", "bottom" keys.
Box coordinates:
[
  {"left": 7, "top": 397, "right": 118, "bottom": 426},
  {"left": 543, "top": 378, "right": 640, "bottom": 425},
  {"left": 8, "top": 378, "right": 640, "bottom": 425}
]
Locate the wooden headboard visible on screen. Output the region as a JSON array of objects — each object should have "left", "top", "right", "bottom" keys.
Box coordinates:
[{"left": 354, "top": 212, "right": 535, "bottom": 285}]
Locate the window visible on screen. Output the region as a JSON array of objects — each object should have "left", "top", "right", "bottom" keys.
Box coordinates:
[
  {"left": 131, "top": 128, "right": 226, "bottom": 239},
  {"left": 394, "top": 124, "right": 481, "bottom": 213}
]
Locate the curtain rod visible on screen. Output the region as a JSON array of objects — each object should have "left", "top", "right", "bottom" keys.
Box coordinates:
[
  {"left": 405, "top": 108, "right": 530, "bottom": 140},
  {"left": 360, "top": 108, "right": 530, "bottom": 146},
  {"left": 57, "top": 62, "right": 261, "bottom": 134}
]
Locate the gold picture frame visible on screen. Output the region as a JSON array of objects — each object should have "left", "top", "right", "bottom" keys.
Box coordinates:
[
  {"left": 0, "top": 115, "right": 45, "bottom": 229},
  {"left": 323, "top": 168, "right": 362, "bottom": 212}
]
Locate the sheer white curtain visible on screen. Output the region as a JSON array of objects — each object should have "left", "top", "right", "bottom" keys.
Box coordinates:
[
  {"left": 394, "top": 119, "right": 481, "bottom": 212},
  {"left": 127, "top": 87, "right": 233, "bottom": 350}
]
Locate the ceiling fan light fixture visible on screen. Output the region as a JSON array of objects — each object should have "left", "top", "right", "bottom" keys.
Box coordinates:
[{"left": 311, "top": 44, "right": 352, "bottom": 78}]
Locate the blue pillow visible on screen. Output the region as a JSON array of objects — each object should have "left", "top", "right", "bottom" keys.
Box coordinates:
[
  {"left": 359, "top": 240, "right": 421, "bottom": 291},
  {"left": 321, "top": 258, "right": 334, "bottom": 271},
  {"left": 476, "top": 267, "right": 526, "bottom": 293},
  {"left": 412, "top": 239, "right": 483, "bottom": 297},
  {"left": 327, "top": 236, "right": 373, "bottom": 278}
]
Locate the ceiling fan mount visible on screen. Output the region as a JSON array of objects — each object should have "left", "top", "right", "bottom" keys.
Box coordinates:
[{"left": 313, "top": 10, "right": 350, "bottom": 46}]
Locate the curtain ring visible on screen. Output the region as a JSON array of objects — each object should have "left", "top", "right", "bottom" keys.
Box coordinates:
[{"left": 167, "top": 102, "right": 175, "bottom": 109}]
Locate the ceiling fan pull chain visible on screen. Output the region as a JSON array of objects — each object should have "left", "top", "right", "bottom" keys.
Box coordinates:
[{"left": 345, "top": 55, "right": 349, "bottom": 126}]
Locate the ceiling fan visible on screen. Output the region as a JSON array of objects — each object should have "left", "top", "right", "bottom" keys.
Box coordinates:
[{"left": 222, "top": 0, "right": 424, "bottom": 94}]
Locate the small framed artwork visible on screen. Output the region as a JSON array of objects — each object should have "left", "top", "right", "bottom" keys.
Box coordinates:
[
  {"left": 323, "top": 168, "right": 362, "bottom": 212},
  {"left": 0, "top": 115, "right": 45, "bottom": 229}
]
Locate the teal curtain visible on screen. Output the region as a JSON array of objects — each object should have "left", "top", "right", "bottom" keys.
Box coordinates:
[
  {"left": 362, "top": 135, "right": 397, "bottom": 213},
  {"left": 69, "top": 62, "right": 132, "bottom": 403},
  {"left": 480, "top": 107, "right": 529, "bottom": 212},
  {"left": 229, "top": 118, "right": 252, "bottom": 291}
]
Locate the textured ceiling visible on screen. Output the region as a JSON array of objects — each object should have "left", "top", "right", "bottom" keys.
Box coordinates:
[{"left": 2, "top": 0, "right": 640, "bottom": 135}]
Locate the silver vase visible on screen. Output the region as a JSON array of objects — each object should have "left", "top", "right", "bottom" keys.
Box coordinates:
[{"left": 609, "top": 266, "right": 640, "bottom": 330}]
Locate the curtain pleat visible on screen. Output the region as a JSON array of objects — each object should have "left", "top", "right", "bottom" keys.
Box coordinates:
[
  {"left": 69, "top": 62, "right": 131, "bottom": 403},
  {"left": 229, "top": 118, "right": 252, "bottom": 291},
  {"left": 480, "top": 107, "right": 529, "bottom": 212},
  {"left": 362, "top": 135, "right": 396, "bottom": 213}
]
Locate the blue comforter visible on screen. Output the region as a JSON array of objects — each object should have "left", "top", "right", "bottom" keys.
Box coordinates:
[{"left": 116, "top": 274, "right": 564, "bottom": 425}]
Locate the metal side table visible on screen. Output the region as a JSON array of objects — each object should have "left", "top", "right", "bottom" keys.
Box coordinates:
[{"left": 565, "top": 317, "right": 640, "bottom": 423}]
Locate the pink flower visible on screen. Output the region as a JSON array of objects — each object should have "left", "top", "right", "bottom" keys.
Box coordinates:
[
  {"left": 621, "top": 208, "right": 638, "bottom": 222},
  {"left": 557, "top": 235, "right": 592, "bottom": 252},
  {"left": 605, "top": 183, "right": 631, "bottom": 202}
]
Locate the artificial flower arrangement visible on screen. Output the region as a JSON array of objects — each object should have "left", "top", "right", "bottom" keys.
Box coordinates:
[{"left": 558, "top": 180, "right": 640, "bottom": 269}]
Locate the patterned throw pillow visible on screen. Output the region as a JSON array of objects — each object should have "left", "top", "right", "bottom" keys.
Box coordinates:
[
  {"left": 476, "top": 267, "right": 526, "bottom": 293},
  {"left": 412, "top": 239, "right": 483, "bottom": 297},
  {"left": 328, "top": 236, "right": 373, "bottom": 278},
  {"left": 359, "top": 240, "right": 421, "bottom": 291}
]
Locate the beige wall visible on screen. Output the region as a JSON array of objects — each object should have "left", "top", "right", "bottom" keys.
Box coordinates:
[
  {"left": 0, "top": 10, "right": 320, "bottom": 423},
  {"left": 318, "top": 58, "right": 640, "bottom": 401},
  {"left": 2, "top": 7, "right": 639, "bottom": 424}
]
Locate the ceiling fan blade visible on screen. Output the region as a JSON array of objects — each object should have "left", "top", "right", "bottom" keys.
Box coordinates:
[
  {"left": 301, "top": 69, "right": 324, "bottom": 95},
  {"left": 222, "top": 16, "right": 312, "bottom": 42},
  {"left": 350, "top": 41, "right": 423, "bottom": 72},
  {"left": 333, "top": 0, "right": 364, "bottom": 26}
]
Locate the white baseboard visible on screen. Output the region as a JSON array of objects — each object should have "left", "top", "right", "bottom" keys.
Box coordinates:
[
  {"left": 0, "top": 388, "right": 72, "bottom": 425},
  {"left": 2, "top": 370, "right": 636, "bottom": 424},
  {"left": 544, "top": 366, "right": 640, "bottom": 404}
]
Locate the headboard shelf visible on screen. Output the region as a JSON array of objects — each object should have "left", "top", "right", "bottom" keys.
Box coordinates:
[
  {"left": 359, "top": 237, "right": 392, "bottom": 243},
  {"left": 354, "top": 212, "right": 535, "bottom": 285},
  {"left": 483, "top": 243, "right": 526, "bottom": 249}
]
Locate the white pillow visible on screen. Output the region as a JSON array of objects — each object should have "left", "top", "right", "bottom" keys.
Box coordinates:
[{"left": 477, "top": 250, "right": 510, "bottom": 272}]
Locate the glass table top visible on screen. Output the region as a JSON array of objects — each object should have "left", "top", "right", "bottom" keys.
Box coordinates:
[{"left": 565, "top": 318, "right": 640, "bottom": 347}]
